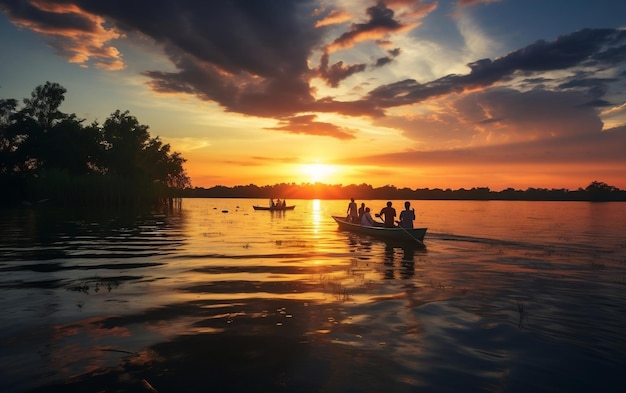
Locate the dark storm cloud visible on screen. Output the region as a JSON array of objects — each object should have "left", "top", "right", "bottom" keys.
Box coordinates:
[
  {"left": 366, "top": 28, "right": 626, "bottom": 109},
  {"left": 0, "top": 0, "right": 94, "bottom": 31},
  {"left": 73, "top": 0, "right": 321, "bottom": 78},
  {"left": 1, "top": 0, "right": 325, "bottom": 116},
  {"left": 80, "top": 0, "right": 323, "bottom": 113},
  {"left": 83, "top": 0, "right": 385, "bottom": 122},
  {"left": 143, "top": 46, "right": 316, "bottom": 118}
]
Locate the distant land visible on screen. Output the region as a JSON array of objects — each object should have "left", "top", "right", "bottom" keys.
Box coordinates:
[{"left": 180, "top": 181, "right": 625, "bottom": 202}]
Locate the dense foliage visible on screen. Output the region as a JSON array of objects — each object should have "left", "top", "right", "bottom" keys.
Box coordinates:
[{"left": 0, "top": 82, "right": 190, "bottom": 206}]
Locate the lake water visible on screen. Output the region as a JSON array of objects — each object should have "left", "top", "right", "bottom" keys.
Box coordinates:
[{"left": 1, "top": 199, "right": 625, "bottom": 392}]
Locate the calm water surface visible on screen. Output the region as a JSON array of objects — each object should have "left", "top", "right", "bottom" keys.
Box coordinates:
[{"left": 1, "top": 199, "right": 625, "bottom": 392}]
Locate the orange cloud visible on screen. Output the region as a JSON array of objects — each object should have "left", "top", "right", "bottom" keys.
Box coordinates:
[
  {"left": 325, "top": 2, "right": 419, "bottom": 53},
  {"left": 315, "top": 9, "right": 353, "bottom": 27},
  {"left": 3, "top": 0, "right": 124, "bottom": 70},
  {"left": 327, "top": 24, "right": 414, "bottom": 52}
]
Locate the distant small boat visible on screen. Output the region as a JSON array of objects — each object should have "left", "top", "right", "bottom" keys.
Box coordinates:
[
  {"left": 253, "top": 205, "right": 296, "bottom": 211},
  {"left": 331, "top": 215, "right": 426, "bottom": 245}
]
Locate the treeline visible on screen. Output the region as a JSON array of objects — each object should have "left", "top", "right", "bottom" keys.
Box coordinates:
[
  {"left": 183, "top": 181, "right": 626, "bottom": 201},
  {"left": 1, "top": 82, "right": 190, "bottom": 206}
]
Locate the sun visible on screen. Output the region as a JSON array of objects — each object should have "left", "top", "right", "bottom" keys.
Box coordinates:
[{"left": 301, "top": 163, "right": 336, "bottom": 183}]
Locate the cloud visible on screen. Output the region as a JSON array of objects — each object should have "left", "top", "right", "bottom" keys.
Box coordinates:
[
  {"left": 396, "top": 1, "right": 438, "bottom": 19},
  {"left": 314, "top": 2, "right": 419, "bottom": 87},
  {"left": 315, "top": 8, "right": 353, "bottom": 27},
  {"left": 100, "top": 0, "right": 325, "bottom": 118},
  {"left": 345, "top": 125, "right": 626, "bottom": 168},
  {"left": 326, "top": 1, "right": 417, "bottom": 53},
  {"left": 364, "top": 28, "right": 626, "bottom": 109},
  {"left": 143, "top": 47, "right": 317, "bottom": 117},
  {"left": 317, "top": 51, "right": 367, "bottom": 87},
  {"left": 378, "top": 87, "right": 605, "bottom": 149},
  {"left": 374, "top": 56, "right": 393, "bottom": 67},
  {"left": 0, "top": 0, "right": 124, "bottom": 69},
  {"left": 223, "top": 156, "right": 298, "bottom": 167},
  {"left": 373, "top": 47, "right": 401, "bottom": 68},
  {"left": 265, "top": 114, "right": 357, "bottom": 140},
  {"left": 2, "top": 1, "right": 625, "bottom": 149}
]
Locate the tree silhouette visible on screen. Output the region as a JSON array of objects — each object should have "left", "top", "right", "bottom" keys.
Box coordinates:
[
  {"left": 101, "top": 109, "right": 151, "bottom": 178},
  {"left": 23, "top": 82, "right": 67, "bottom": 130},
  {"left": 99, "top": 110, "right": 190, "bottom": 188},
  {"left": 0, "top": 83, "right": 190, "bottom": 205},
  {"left": 585, "top": 181, "right": 620, "bottom": 201},
  {"left": 184, "top": 181, "right": 625, "bottom": 201}
]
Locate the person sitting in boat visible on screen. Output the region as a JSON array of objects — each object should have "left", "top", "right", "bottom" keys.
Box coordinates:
[
  {"left": 361, "top": 207, "right": 374, "bottom": 226},
  {"left": 398, "top": 201, "right": 415, "bottom": 228},
  {"left": 270, "top": 198, "right": 275, "bottom": 208},
  {"left": 358, "top": 203, "right": 366, "bottom": 222},
  {"left": 378, "top": 201, "right": 396, "bottom": 228},
  {"left": 282, "top": 199, "right": 287, "bottom": 207}
]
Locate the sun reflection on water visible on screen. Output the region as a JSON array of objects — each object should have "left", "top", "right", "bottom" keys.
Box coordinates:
[{"left": 311, "top": 199, "right": 322, "bottom": 233}]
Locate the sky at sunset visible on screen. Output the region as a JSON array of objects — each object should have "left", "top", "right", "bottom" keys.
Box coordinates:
[{"left": 1, "top": 0, "right": 626, "bottom": 191}]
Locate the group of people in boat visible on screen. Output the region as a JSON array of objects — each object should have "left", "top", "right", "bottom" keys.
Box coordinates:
[
  {"left": 347, "top": 198, "right": 415, "bottom": 228},
  {"left": 269, "top": 198, "right": 287, "bottom": 208}
]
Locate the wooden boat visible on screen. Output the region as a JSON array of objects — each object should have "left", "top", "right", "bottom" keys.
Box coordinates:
[
  {"left": 331, "top": 215, "right": 427, "bottom": 245},
  {"left": 253, "top": 205, "right": 296, "bottom": 211}
]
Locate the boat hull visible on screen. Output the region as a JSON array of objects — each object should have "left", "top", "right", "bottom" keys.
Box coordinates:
[
  {"left": 332, "top": 215, "right": 426, "bottom": 244},
  {"left": 253, "top": 205, "right": 296, "bottom": 211}
]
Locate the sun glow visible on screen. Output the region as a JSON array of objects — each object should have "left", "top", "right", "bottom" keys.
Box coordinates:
[{"left": 301, "top": 163, "right": 337, "bottom": 183}]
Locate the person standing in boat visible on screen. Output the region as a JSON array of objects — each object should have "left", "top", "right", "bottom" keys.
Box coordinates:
[
  {"left": 347, "top": 198, "right": 358, "bottom": 223},
  {"left": 398, "top": 201, "right": 415, "bottom": 228},
  {"left": 361, "top": 207, "right": 374, "bottom": 226},
  {"left": 378, "top": 201, "right": 396, "bottom": 228}
]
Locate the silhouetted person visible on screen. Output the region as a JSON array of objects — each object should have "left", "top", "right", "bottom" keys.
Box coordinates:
[
  {"left": 347, "top": 198, "right": 358, "bottom": 223},
  {"left": 378, "top": 201, "right": 396, "bottom": 228},
  {"left": 398, "top": 201, "right": 415, "bottom": 228},
  {"left": 358, "top": 202, "right": 366, "bottom": 222},
  {"left": 361, "top": 207, "right": 374, "bottom": 226}
]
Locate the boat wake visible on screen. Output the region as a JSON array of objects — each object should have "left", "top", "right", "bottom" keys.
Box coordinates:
[{"left": 427, "top": 232, "right": 615, "bottom": 257}]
